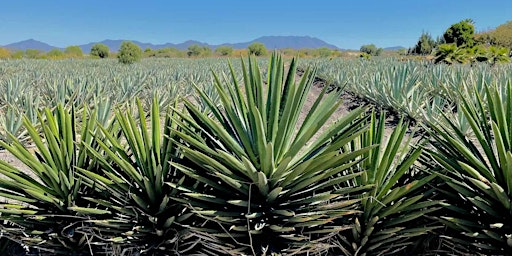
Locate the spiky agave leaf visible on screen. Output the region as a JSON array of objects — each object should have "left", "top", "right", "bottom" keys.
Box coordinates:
[
  {"left": 79, "top": 97, "right": 198, "bottom": 254},
  {"left": 0, "top": 105, "right": 113, "bottom": 254},
  {"left": 172, "top": 53, "right": 373, "bottom": 255},
  {"left": 334, "top": 111, "right": 442, "bottom": 255},
  {"left": 424, "top": 81, "right": 512, "bottom": 254}
]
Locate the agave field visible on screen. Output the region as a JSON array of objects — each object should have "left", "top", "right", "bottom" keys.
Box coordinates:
[{"left": 0, "top": 54, "right": 511, "bottom": 255}]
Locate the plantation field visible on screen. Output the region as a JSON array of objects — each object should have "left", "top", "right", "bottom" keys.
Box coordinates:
[{"left": 0, "top": 55, "right": 512, "bottom": 255}]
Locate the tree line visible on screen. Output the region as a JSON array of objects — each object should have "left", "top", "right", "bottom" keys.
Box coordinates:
[
  {"left": 0, "top": 41, "right": 348, "bottom": 64},
  {"left": 408, "top": 19, "right": 511, "bottom": 64}
]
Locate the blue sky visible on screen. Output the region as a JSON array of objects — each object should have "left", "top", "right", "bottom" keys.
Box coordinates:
[{"left": 1, "top": 0, "right": 511, "bottom": 49}]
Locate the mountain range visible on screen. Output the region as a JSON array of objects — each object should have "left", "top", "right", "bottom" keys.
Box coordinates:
[
  {"left": 2, "top": 36, "right": 405, "bottom": 52},
  {"left": 3, "top": 36, "right": 339, "bottom": 52}
]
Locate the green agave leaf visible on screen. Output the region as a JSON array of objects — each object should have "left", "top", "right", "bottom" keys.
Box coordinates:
[{"left": 68, "top": 206, "right": 111, "bottom": 215}]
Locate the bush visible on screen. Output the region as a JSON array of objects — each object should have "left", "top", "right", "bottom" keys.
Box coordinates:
[
  {"left": 11, "top": 50, "right": 23, "bottom": 59},
  {"left": 214, "top": 45, "right": 233, "bottom": 56},
  {"left": 410, "top": 32, "right": 436, "bottom": 55},
  {"left": 315, "top": 47, "right": 333, "bottom": 57},
  {"left": 117, "top": 41, "right": 142, "bottom": 64},
  {"left": 248, "top": 42, "right": 267, "bottom": 56},
  {"left": 24, "top": 49, "right": 41, "bottom": 59},
  {"left": 90, "top": 43, "right": 110, "bottom": 58},
  {"left": 360, "top": 44, "right": 383, "bottom": 56},
  {"left": 360, "top": 52, "right": 372, "bottom": 60},
  {"left": 187, "top": 44, "right": 211, "bottom": 57},
  {"left": 147, "top": 47, "right": 186, "bottom": 58},
  {"left": 443, "top": 19, "right": 475, "bottom": 47},
  {"left": 46, "top": 49, "right": 65, "bottom": 59},
  {"left": 0, "top": 48, "right": 11, "bottom": 59},
  {"left": 64, "top": 45, "right": 83, "bottom": 58}
]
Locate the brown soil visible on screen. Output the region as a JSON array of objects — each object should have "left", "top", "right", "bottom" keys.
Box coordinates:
[{"left": 0, "top": 150, "right": 31, "bottom": 174}]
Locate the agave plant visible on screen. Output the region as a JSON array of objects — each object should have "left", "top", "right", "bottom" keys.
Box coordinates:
[
  {"left": 333, "top": 112, "right": 441, "bottom": 255},
  {"left": 171, "top": 53, "right": 373, "bottom": 255},
  {"left": 0, "top": 90, "right": 40, "bottom": 146},
  {"left": 79, "top": 97, "right": 197, "bottom": 254},
  {"left": 0, "top": 105, "right": 112, "bottom": 254},
  {"left": 424, "top": 81, "right": 512, "bottom": 254}
]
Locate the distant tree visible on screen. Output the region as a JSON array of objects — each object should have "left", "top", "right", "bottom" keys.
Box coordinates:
[
  {"left": 443, "top": 19, "right": 475, "bottom": 47},
  {"left": 360, "top": 44, "right": 382, "bottom": 56},
  {"left": 411, "top": 32, "right": 435, "bottom": 55},
  {"left": 90, "top": 43, "right": 110, "bottom": 58},
  {"left": 64, "top": 45, "right": 83, "bottom": 57},
  {"left": 11, "top": 50, "right": 23, "bottom": 59},
  {"left": 248, "top": 42, "right": 267, "bottom": 56},
  {"left": 187, "top": 45, "right": 211, "bottom": 57},
  {"left": 25, "top": 49, "right": 41, "bottom": 59},
  {"left": 117, "top": 41, "right": 142, "bottom": 64},
  {"left": 0, "top": 48, "right": 11, "bottom": 59},
  {"left": 187, "top": 44, "right": 202, "bottom": 57},
  {"left": 144, "top": 48, "right": 152, "bottom": 53},
  {"left": 491, "top": 21, "right": 512, "bottom": 50},
  {"left": 315, "top": 47, "right": 333, "bottom": 58},
  {"left": 474, "top": 31, "right": 496, "bottom": 46},
  {"left": 47, "top": 49, "right": 65, "bottom": 59},
  {"left": 148, "top": 47, "right": 186, "bottom": 58},
  {"left": 215, "top": 46, "right": 233, "bottom": 56}
]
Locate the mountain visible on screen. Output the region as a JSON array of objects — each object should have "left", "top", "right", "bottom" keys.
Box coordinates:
[
  {"left": 3, "top": 39, "right": 60, "bottom": 51},
  {"left": 384, "top": 46, "right": 406, "bottom": 51},
  {"left": 78, "top": 36, "right": 337, "bottom": 52},
  {"left": 228, "top": 36, "right": 339, "bottom": 50},
  {"left": 2, "top": 36, "right": 340, "bottom": 52}
]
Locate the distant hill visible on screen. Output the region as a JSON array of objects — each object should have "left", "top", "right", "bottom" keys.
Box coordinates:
[
  {"left": 79, "top": 36, "right": 339, "bottom": 52},
  {"left": 384, "top": 46, "right": 406, "bottom": 51},
  {"left": 228, "top": 36, "right": 339, "bottom": 50},
  {"left": 4, "top": 39, "right": 60, "bottom": 51},
  {"left": 79, "top": 39, "right": 212, "bottom": 52},
  {"left": 2, "top": 36, "right": 340, "bottom": 52}
]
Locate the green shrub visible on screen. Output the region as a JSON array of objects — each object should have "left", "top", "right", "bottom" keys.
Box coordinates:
[
  {"left": 248, "top": 42, "right": 267, "bottom": 56},
  {"left": 90, "top": 43, "right": 110, "bottom": 58},
  {"left": 187, "top": 44, "right": 212, "bottom": 57},
  {"left": 64, "top": 45, "right": 83, "bottom": 57},
  {"left": 360, "top": 44, "right": 383, "bottom": 56},
  {"left": 46, "top": 48, "right": 64, "bottom": 59},
  {"left": 443, "top": 19, "right": 475, "bottom": 47},
  {"left": 117, "top": 41, "right": 142, "bottom": 64},
  {"left": 24, "top": 49, "right": 41, "bottom": 59},
  {"left": 215, "top": 45, "right": 233, "bottom": 56}
]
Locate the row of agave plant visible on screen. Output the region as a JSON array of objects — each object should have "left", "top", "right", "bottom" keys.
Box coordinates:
[
  {"left": 0, "top": 58, "right": 246, "bottom": 147},
  {"left": 0, "top": 54, "right": 510, "bottom": 255},
  {"left": 307, "top": 58, "right": 512, "bottom": 137}
]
